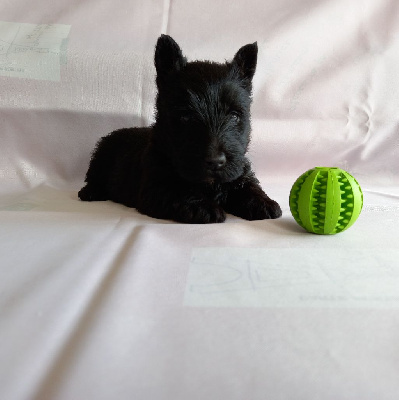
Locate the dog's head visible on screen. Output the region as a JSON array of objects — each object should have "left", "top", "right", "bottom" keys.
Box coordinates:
[{"left": 153, "top": 35, "right": 257, "bottom": 184}]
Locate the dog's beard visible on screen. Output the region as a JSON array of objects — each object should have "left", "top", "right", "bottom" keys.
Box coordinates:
[
  {"left": 174, "top": 159, "right": 245, "bottom": 184},
  {"left": 165, "top": 124, "right": 250, "bottom": 185}
]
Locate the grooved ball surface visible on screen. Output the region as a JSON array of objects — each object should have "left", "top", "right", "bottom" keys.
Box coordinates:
[{"left": 289, "top": 167, "right": 363, "bottom": 235}]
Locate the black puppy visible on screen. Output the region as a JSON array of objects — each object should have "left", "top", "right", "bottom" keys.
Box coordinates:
[{"left": 79, "top": 35, "right": 282, "bottom": 223}]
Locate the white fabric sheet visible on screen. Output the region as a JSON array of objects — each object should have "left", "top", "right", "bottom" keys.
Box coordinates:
[{"left": 1, "top": 1, "right": 399, "bottom": 399}]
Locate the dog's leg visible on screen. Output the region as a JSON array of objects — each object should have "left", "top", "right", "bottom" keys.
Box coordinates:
[
  {"left": 78, "top": 184, "right": 108, "bottom": 201},
  {"left": 137, "top": 182, "right": 226, "bottom": 224},
  {"left": 172, "top": 196, "right": 226, "bottom": 224},
  {"left": 142, "top": 194, "right": 226, "bottom": 223},
  {"left": 225, "top": 178, "right": 282, "bottom": 220}
]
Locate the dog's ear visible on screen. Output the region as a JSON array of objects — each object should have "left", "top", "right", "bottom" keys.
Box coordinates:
[
  {"left": 155, "top": 35, "right": 186, "bottom": 78},
  {"left": 232, "top": 42, "right": 258, "bottom": 81}
]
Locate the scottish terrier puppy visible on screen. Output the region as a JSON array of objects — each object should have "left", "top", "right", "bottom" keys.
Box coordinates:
[{"left": 79, "top": 35, "right": 282, "bottom": 223}]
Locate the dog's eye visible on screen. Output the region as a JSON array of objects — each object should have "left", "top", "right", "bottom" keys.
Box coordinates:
[
  {"left": 180, "top": 114, "right": 191, "bottom": 124},
  {"left": 230, "top": 112, "right": 241, "bottom": 123}
]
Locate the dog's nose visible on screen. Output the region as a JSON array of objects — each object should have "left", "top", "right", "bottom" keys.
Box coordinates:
[{"left": 206, "top": 153, "right": 226, "bottom": 170}]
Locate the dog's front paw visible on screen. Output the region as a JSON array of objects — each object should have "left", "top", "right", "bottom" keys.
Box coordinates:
[
  {"left": 246, "top": 196, "right": 282, "bottom": 220},
  {"left": 227, "top": 188, "right": 282, "bottom": 220},
  {"left": 175, "top": 201, "right": 226, "bottom": 224}
]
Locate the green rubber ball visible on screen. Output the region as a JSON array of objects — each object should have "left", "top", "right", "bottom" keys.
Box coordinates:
[{"left": 289, "top": 167, "right": 363, "bottom": 235}]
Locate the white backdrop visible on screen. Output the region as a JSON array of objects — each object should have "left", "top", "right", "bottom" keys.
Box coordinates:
[{"left": 1, "top": 1, "right": 399, "bottom": 399}]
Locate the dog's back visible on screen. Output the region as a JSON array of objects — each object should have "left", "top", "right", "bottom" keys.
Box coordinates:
[{"left": 79, "top": 127, "right": 151, "bottom": 207}]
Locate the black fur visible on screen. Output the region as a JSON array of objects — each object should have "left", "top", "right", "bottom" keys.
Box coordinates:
[{"left": 79, "top": 35, "right": 282, "bottom": 223}]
